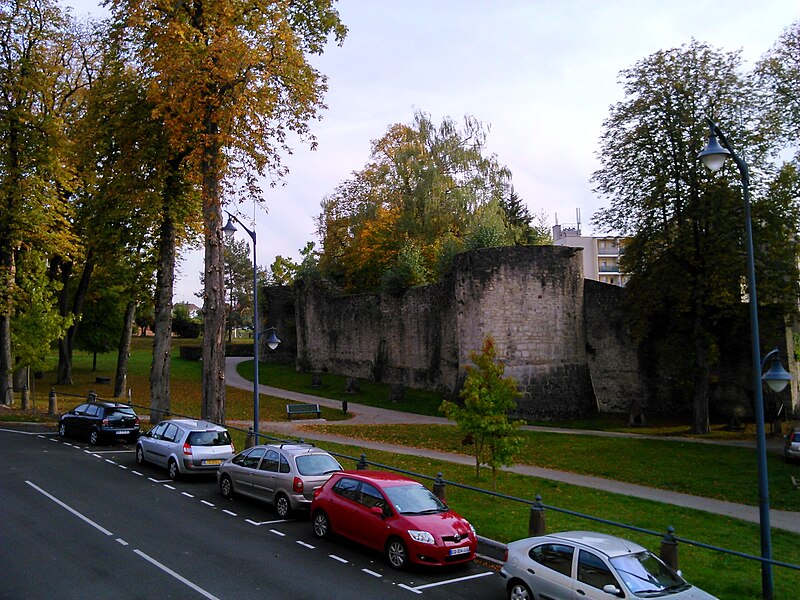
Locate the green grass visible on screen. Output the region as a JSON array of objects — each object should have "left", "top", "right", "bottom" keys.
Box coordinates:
[
  {"left": 236, "top": 360, "right": 446, "bottom": 417},
  {"left": 5, "top": 337, "right": 800, "bottom": 598}
]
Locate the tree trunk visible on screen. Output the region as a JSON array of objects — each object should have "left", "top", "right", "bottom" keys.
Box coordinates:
[
  {"left": 114, "top": 300, "right": 136, "bottom": 398},
  {"left": 691, "top": 303, "right": 711, "bottom": 434},
  {"left": 150, "top": 209, "right": 177, "bottom": 424},
  {"left": 56, "top": 255, "right": 94, "bottom": 385},
  {"left": 0, "top": 315, "right": 11, "bottom": 406},
  {"left": 201, "top": 135, "right": 227, "bottom": 424}
]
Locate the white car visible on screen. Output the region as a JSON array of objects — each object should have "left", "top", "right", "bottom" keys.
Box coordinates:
[
  {"left": 500, "top": 531, "right": 718, "bottom": 600},
  {"left": 136, "top": 419, "right": 234, "bottom": 480}
]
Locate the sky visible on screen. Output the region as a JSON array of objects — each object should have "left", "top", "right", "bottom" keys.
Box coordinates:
[{"left": 65, "top": 0, "right": 799, "bottom": 304}]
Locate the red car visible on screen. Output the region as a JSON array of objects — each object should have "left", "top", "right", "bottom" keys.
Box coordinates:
[{"left": 311, "top": 470, "right": 477, "bottom": 569}]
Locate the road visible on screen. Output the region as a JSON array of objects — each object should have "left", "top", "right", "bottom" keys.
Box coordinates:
[{"left": 0, "top": 427, "right": 501, "bottom": 600}]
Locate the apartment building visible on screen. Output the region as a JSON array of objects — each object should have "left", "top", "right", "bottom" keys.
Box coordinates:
[{"left": 552, "top": 223, "right": 627, "bottom": 287}]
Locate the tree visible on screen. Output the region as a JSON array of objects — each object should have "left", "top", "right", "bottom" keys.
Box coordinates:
[
  {"left": 224, "top": 237, "right": 254, "bottom": 340},
  {"left": 111, "top": 0, "right": 347, "bottom": 424},
  {"left": 0, "top": 0, "right": 86, "bottom": 403},
  {"left": 440, "top": 336, "right": 523, "bottom": 489},
  {"left": 592, "top": 40, "right": 799, "bottom": 433},
  {"left": 315, "top": 111, "right": 519, "bottom": 292}
]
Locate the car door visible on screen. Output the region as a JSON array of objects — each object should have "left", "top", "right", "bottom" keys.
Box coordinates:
[
  {"left": 251, "top": 449, "right": 279, "bottom": 501},
  {"left": 350, "top": 481, "right": 391, "bottom": 551},
  {"left": 80, "top": 404, "right": 101, "bottom": 437},
  {"left": 159, "top": 423, "right": 182, "bottom": 467},
  {"left": 230, "top": 447, "right": 265, "bottom": 497},
  {"left": 573, "top": 549, "right": 624, "bottom": 599},
  {"left": 523, "top": 542, "right": 575, "bottom": 600},
  {"left": 141, "top": 422, "right": 167, "bottom": 464},
  {"left": 327, "top": 477, "right": 360, "bottom": 540},
  {"left": 64, "top": 404, "right": 88, "bottom": 436}
]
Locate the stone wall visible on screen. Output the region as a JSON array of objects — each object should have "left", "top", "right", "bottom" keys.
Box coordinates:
[{"left": 280, "top": 246, "right": 598, "bottom": 420}]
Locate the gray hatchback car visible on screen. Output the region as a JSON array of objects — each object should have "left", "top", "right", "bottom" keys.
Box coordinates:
[
  {"left": 217, "top": 442, "right": 342, "bottom": 518},
  {"left": 785, "top": 427, "right": 800, "bottom": 463},
  {"left": 136, "top": 419, "right": 234, "bottom": 480},
  {"left": 500, "top": 531, "right": 718, "bottom": 600}
]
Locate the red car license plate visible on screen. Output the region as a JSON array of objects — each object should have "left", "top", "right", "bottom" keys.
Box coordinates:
[{"left": 449, "top": 546, "right": 470, "bottom": 556}]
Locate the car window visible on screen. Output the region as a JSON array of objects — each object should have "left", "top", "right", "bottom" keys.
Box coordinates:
[
  {"left": 358, "top": 482, "right": 386, "bottom": 510},
  {"left": 578, "top": 550, "right": 618, "bottom": 591},
  {"left": 333, "top": 477, "right": 360, "bottom": 501},
  {"left": 530, "top": 543, "right": 574, "bottom": 577},
  {"left": 792, "top": 433, "right": 800, "bottom": 443},
  {"left": 151, "top": 422, "right": 167, "bottom": 438},
  {"left": 279, "top": 454, "right": 290, "bottom": 474},
  {"left": 107, "top": 407, "right": 136, "bottom": 418},
  {"left": 187, "top": 430, "right": 231, "bottom": 446},
  {"left": 73, "top": 404, "right": 89, "bottom": 415},
  {"left": 243, "top": 448, "right": 265, "bottom": 469},
  {"left": 384, "top": 484, "right": 446, "bottom": 514},
  {"left": 295, "top": 454, "right": 341, "bottom": 476},
  {"left": 260, "top": 450, "right": 280, "bottom": 472},
  {"left": 163, "top": 423, "right": 180, "bottom": 442},
  {"left": 85, "top": 405, "right": 100, "bottom": 417}
]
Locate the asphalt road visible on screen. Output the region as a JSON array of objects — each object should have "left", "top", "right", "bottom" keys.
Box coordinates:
[{"left": 0, "top": 427, "right": 501, "bottom": 600}]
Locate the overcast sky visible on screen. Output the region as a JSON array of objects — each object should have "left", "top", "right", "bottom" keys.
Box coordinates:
[{"left": 66, "top": 0, "right": 798, "bottom": 303}]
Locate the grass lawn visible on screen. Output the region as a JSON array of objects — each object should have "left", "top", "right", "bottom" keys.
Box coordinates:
[{"left": 4, "top": 337, "right": 799, "bottom": 597}]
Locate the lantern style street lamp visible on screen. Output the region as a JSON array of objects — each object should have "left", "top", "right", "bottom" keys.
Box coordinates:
[
  {"left": 223, "top": 212, "right": 280, "bottom": 443},
  {"left": 699, "top": 118, "right": 792, "bottom": 600}
]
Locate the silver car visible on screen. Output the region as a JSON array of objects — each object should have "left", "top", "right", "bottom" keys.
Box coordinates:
[
  {"left": 500, "top": 531, "right": 718, "bottom": 600},
  {"left": 785, "top": 428, "right": 800, "bottom": 463},
  {"left": 217, "top": 442, "right": 342, "bottom": 518},
  {"left": 135, "top": 419, "right": 234, "bottom": 480}
]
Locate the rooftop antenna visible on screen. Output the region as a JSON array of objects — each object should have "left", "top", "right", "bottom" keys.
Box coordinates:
[{"left": 576, "top": 208, "right": 582, "bottom": 235}]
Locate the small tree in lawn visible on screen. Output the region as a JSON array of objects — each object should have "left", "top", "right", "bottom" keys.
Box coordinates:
[{"left": 440, "top": 335, "right": 523, "bottom": 489}]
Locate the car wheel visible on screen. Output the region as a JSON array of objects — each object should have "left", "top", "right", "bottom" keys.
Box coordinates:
[
  {"left": 89, "top": 429, "right": 100, "bottom": 446},
  {"left": 275, "top": 493, "right": 291, "bottom": 519},
  {"left": 312, "top": 511, "right": 330, "bottom": 539},
  {"left": 219, "top": 475, "right": 234, "bottom": 499},
  {"left": 508, "top": 581, "right": 533, "bottom": 600},
  {"left": 135, "top": 445, "right": 145, "bottom": 465},
  {"left": 168, "top": 458, "right": 179, "bottom": 480},
  {"left": 58, "top": 422, "right": 66, "bottom": 437},
  {"left": 386, "top": 537, "right": 408, "bottom": 570}
]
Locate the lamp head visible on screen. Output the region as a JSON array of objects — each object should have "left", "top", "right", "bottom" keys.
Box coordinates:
[
  {"left": 762, "top": 356, "right": 792, "bottom": 393},
  {"left": 222, "top": 216, "right": 237, "bottom": 238},
  {"left": 265, "top": 327, "right": 281, "bottom": 351},
  {"left": 698, "top": 133, "right": 730, "bottom": 172}
]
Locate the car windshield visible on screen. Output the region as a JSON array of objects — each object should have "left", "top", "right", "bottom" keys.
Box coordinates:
[
  {"left": 187, "top": 430, "right": 231, "bottom": 446},
  {"left": 295, "top": 454, "right": 342, "bottom": 476},
  {"left": 609, "top": 551, "right": 685, "bottom": 595},
  {"left": 384, "top": 484, "right": 447, "bottom": 515}
]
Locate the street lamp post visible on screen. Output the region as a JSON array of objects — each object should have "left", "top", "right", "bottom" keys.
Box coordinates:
[
  {"left": 699, "top": 118, "right": 791, "bottom": 600},
  {"left": 222, "top": 212, "right": 280, "bottom": 444}
]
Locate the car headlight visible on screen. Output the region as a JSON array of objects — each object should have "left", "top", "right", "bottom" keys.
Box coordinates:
[
  {"left": 468, "top": 522, "right": 476, "bottom": 537},
  {"left": 408, "top": 530, "right": 435, "bottom": 544}
]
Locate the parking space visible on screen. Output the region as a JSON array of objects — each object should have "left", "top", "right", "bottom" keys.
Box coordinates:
[{"left": 30, "top": 430, "right": 500, "bottom": 598}]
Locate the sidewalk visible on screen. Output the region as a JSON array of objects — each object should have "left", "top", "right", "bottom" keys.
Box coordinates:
[{"left": 226, "top": 357, "right": 800, "bottom": 534}]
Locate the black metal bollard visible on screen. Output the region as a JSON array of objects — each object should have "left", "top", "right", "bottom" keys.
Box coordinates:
[
  {"left": 660, "top": 526, "right": 679, "bottom": 571},
  {"left": 357, "top": 453, "right": 368, "bottom": 470},
  {"left": 48, "top": 388, "right": 58, "bottom": 416},
  {"left": 245, "top": 427, "right": 256, "bottom": 449},
  {"left": 528, "top": 495, "right": 546, "bottom": 536},
  {"left": 432, "top": 472, "right": 447, "bottom": 503},
  {"left": 342, "top": 399, "right": 348, "bottom": 415}
]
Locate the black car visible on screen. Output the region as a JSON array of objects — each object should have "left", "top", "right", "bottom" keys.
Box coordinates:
[{"left": 58, "top": 401, "right": 140, "bottom": 445}]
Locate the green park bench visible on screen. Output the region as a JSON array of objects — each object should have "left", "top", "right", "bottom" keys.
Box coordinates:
[{"left": 286, "top": 403, "right": 321, "bottom": 420}]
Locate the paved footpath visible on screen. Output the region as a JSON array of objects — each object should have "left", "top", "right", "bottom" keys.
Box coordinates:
[{"left": 226, "top": 357, "right": 800, "bottom": 534}]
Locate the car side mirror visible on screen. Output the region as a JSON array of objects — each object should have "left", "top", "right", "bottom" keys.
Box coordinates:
[
  {"left": 602, "top": 584, "right": 623, "bottom": 597},
  {"left": 370, "top": 506, "right": 384, "bottom": 519}
]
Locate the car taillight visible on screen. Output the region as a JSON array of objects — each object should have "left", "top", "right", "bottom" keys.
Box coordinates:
[
  {"left": 313, "top": 487, "right": 322, "bottom": 499},
  {"left": 231, "top": 442, "right": 235, "bottom": 453},
  {"left": 503, "top": 549, "right": 508, "bottom": 562},
  {"left": 102, "top": 418, "right": 109, "bottom": 426},
  {"left": 183, "top": 442, "right": 192, "bottom": 456},
  {"left": 134, "top": 417, "right": 140, "bottom": 425},
  {"left": 293, "top": 477, "right": 304, "bottom": 493}
]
